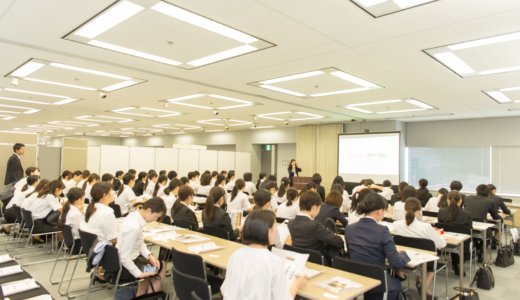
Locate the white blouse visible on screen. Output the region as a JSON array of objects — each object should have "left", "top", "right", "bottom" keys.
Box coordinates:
[
  {"left": 341, "top": 190, "right": 351, "bottom": 211},
  {"left": 348, "top": 211, "right": 364, "bottom": 224},
  {"left": 271, "top": 193, "right": 287, "bottom": 204},
  {"left": 244, "top": 181, "right": 257, "bottom": 196},
  {"left": 189, "top": 180, "right": 200, "bottom": 193},
  {"left": 144, "top": 182, "right": 155, "bottom": 198},
  {"left": 25, "top": 194, "right": 61, "bottom": 220},
  {"left": 221, "top": 247, "right": 292, "bottom": 300},
  {"left": 225, "top": 179, "right": 236, "bottom": 191},
  {"left": 163, "top": 194, "right": 176, "bottom": 217},
  {"left": 197, "top": 185, "right": 211, "bottom": 196},
  {"left": 393, "top": 201, "right": 405, "bottom": 221},
  {"left": 227, "top": 191, "right": 251, "bottom": 213},
  {"left": 116, "top": 185, "right": 137, "bottom": 215},
  {"left": 80, "top": 203, "right": 117, "bottom": 243},
  {"left": 276, "top": 201, "right": 299, "bottom": 219},
  {"left": 84, "top": 183, "right": 93, "bottom": 201},
  {"left": 393, "top": 219, "right": 447, "bottom": 249},
  {"left": 424, "top": 196, "right": 440, "bottom": 212},
  {"left": 117, "top": 211, "right": 151, "bottom": 278},
  {"left": 7, "top": 186, "right": 34, "bottom": 209},
  {"left": 65, "top": 205, "right": 83, "bottom": 240}
]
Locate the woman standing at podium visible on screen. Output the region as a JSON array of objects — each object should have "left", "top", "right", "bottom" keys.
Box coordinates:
[{"left": 287, "top": 159, "right": 302, "bottom": 187}]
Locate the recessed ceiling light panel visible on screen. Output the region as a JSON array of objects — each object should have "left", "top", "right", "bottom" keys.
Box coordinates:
[
  {"left": 166, "top": 93, "right": 254, "bottom": 110},
  {"left": 351, "top": 0, "right": 438, "bottom": 18},
  {"left": 343, "top": 98, "right": 435, "bottom": 114},
  {"left": 112, "top": 106, "right": 181, "bottom": 118}
]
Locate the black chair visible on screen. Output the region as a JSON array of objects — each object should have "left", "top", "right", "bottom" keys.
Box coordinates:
[
  {"left": 434, "top": 223, "right": 476, "bottom": 280},
  {"left": 332, "top": 256, "right": 388, "bottom": 300},
  {"left": 393, "top": 235, "right": 448, "bottom": 298},
  {"left": 161, "top": 215, "right": 172, "bottom": 225},
  {"left": 324, "top": 218, "right": 338, "bottom": 234},
  {"left": 172, "top": 267, "right": 211, "bottom": 300},
  {"left": 109, "top": 203, "right": 122, "bottom": 218},
  {"left": 195, "top": 194, "right": 208, "bottom": 198},
  {"left": 200, "top": 226, "right": 230, "bottom": 240},
  {"left": 50, "top": 225, "right": 76, "bottom": 286},
  {"left": 276, "top": 217, "right": 288, "bottom": 224},
  {"left": 422, "top": 210, "right": 438, "bottom": 217},
  {"left": 171, "top": 247, "right": 222, "bottom": 294},
  {"left": 19, "top": 209, "right": 60, "bottom": 262},
  {"left": 283, "top": 244, "right": 325, "bottom": 265},
  {"left": 66, "top": 229, "right": 99, "bottom": 298},
  {"left": 191, "top": 290, "right": 205, "bottom": 300}
]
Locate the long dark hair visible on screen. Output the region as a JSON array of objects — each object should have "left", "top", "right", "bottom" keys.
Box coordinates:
[
  {"left": 214, "top": 174, "right": 226, "bottom": 187},
  {"left": 396, "top": 181, "right": 409, "bottom": 201},
  {"left": 256, "top": 172, "right": 266, "bottom": 190},
  {"left": 437, "top": 188, "right": 449, "bottom": 208},
  {"left": 447, "top": 191, "right": 462, "bottom": 222},
  {"left": 145, "top": 171, "right": 158, "bottom": 191},
  {"left": 226, "top": 170, "right": 235, "bottom": 183},
  {"left": 82, "top": 173, "right": 100, "bottom": 191},
  {"left": 277, "top": 177, "right": 289, "bottom": 198},
  {"left": 85, "top": 182, "right": 112, "bottom": 223},
  {"left": 172, "top": 186, "right": 194, "bottom": 215},
  {"left": 351, "top": 189, "right": 373, "bottom": 213},
  {"left": 60, "top": 188, "right": 85, "bottom": 227},
  {"left": 118, "top": 173, "right": 135, "bottom": 196},
  {"left": 21, "top": 175, "right": 39, "bottom": 192},
  {"left": 203, "top": 186, "right": 226, "bottom": 222},
  {"left": 164, "top": 178, "right": 181, "bottom": 196},
  {"left": 153, "top": 175, "right": 168, "bottom": 197},
  {"left": 404, "top": 197, "right": 421, "bottom": 226},
  {"left": 26, "top": 179, "right": 50, "bottom": 198},
  {"left": 231, "top": 179, "right": 245, "bottom": 202},
  {"left": 285, "top": 188, "right": 298, "bottom": 207},
  {"left": 38, "top": 179, "right": 65, "bottom": 198},
  {"left": 356, "top": 193, "right": 387, "bottom": 215}
]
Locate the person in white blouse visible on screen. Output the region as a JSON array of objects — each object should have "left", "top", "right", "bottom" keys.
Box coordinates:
[
  {"left": 65, "top": 170, "right": 83, "bottom": 195},
  {"left": 227, "top": 179, "right": 252, "bottom": 213},
  {"left": 20, "top": 179, "right": 49, "bottom": 210},
  {"left": 117, "top": 198, "right": 166, "bottom": 296},
  {"left": 215, "top": 174, "right": 231, "bottom": 204},
  {"left": 424, "top": 188, "right": 448, "bottom": 212},
  {"left": 393, "top": 186, "right": 417, "bottom": 221},
  {"left": 163, "top": 178, "right": 181, "bottom": 218},
  {"left": 60, "top": 187, "right": 85, "bottom": 254},
  {"left": 272, "top": 177, "right": 289, "bottom": 204},
  {"left": 276, "top": 188, "right": 299, "bottom": 219},
  {"left": 348, "top": 188, "right": 373, "bottom": 224},
  {"left": 209, "top": 171, "right": 218, "bottom": 187},
  {"left": 264, "top": 181, "right": 279, "bottom": 211},
  {"left": 196, "top": 173, "right": 212, "bottom": 196},
  {"left": 144, "top": 172, "right": 158, "bottom": 199},
  {"left": 80, "top": 182, "right": 118, "bottom": 245},
  {"left": 152, "top": 174, "right": 168, "bottom": 198},
  {"left": 331, "top": 183, "right": 350, "bottom": 212},
  {"left": 243, "top": 172, "right": 257, "bottom": 196},
  {"left": 187, "top": 171, "right": 200, "bottom": 194},
  {"left": 13, "top": 166, "right": 40, "bottom": 194},
  {"left": 24, "top": 179, "right": 64, "bottom": 235},
  {"left": 115, "top": 173, "right": 138, "bottom": 216},
  {"left": 82, "top": 173, "right": 100, "bottom": 203},
  {"left": 224, "top": 170, "right": 236, "bottom": 191},
  {"left": 221, "top": 209, "right": 306, "bottom": 300},
  {"left": 393, "top": 198, "right": 447, "bottom": 298},
  {"left": 1, "top": 175, "right": 39, "bottom": 234},
  {"left": 379, "top": 180, "right": 394, "bottom": 201}
]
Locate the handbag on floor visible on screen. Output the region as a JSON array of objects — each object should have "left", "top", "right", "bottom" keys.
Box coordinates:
[
  {"left": 495, "top": 242, "right": 515, "bottom": 267},
  {"left": 453, "top": 287, "right": 480, "bottom": 300},
  {"left": 470, "top": 263, "right": 494, "bottom": 290}
]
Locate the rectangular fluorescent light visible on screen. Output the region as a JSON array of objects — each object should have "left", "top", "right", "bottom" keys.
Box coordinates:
[
  {"left": 486, "top": 91, "right": 511, "bottom": 103},
  {"left": 259, "top": 85, "right": 305, "bottom": 97},
  {"left": 479, "top": 65, "right": 520, "bottom": 76},
  {"left": 101, "top": 80, "right": 138, "bottom": 92},
  {"left": 76, "top": 115, "right": 134, "bottom": 123},
  {"left": 260, "top": 70, "right": 324, "bottom": 85},
  {"left": 500, "top": 87, "right": 520, "bottom": 92},
  {"left": 4, "top": 88, "right": 69, "bottom": 99},
  {"left": 290, "top": 112, "right": 324, "bottom": 121},
  {"left": 344, "top": 106, "right": 373, "bottom": 114},
  {"left": 187, "top": 45, "right": 256, "bottom": 67},
  {"left": 433, "top": 52, "right": 475, "bottom": 75},
  {"left": 53, "top": 98, "right": 79, "bottom": 106},
  {"left": 88, "top": 40, "right": 182, "bottom": 66},
  {"left": 349, "top": 99, "right": 402, "bottom": 107},
  {"left": 151, "top": 2, "right": 258, "bottom": 44},
  {"left": 376, "top": 108, "right": 426, "bottom": 114},
  {"left": 24, "top": 77, "right": 97, "bottom": 91},
  {"left": 330, "top": 71, "right": 378, "bottom": 88},
  {"left": 356, "top": 0, "right": 386, "bottom": 7},
  {"left": 448, "top": 31, "right": 520, "bottom": 51},
  {"left": 74, "top": 0, "right": 144, "bottom": 39},
  {"left": 197, "top": 119, "right": 251, "bottom": 126},
  {"left": 251, "top": 126, "right": 274, "bottom": 129},
  {"left": 49, "top": 62, "right": 132, "bottom": 80},
  {"left": 24, "top": 109, "right": 40, "bottom": 114},
  {"left": 10, "top": 61, "right": 45, "bottom": 77},
  {"left": 394, "top": 0, "right": 431, "bottom": 9},
  {"left": 1, "top": 115, "right": 16, "bottom": 121},
  {"left": 310, "top": 87, "right": 370, "bottom": 97},
  {"left": 0, "top": 96, "right": 48, "bottom": 105},
  {"left": 406, "top": 99, "right": 434, "bottom": 109}
]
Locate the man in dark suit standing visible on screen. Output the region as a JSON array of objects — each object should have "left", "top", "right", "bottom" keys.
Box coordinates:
[{"left": 4, "top": 143, "right": 25, "bottom": 185}]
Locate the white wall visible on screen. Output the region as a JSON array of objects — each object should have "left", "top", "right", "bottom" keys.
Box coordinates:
[
  {"left": 50, "top": 136, "right": 123, "bottom": 147},
  {"left": 276, "top": 144, "right": 296, "bottom": 180}
]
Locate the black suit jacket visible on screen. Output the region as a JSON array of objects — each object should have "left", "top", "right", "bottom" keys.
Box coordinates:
[
  {"left": 172, "top": 204, "right": 199, "bottom": 230},
  {"left": 202, "top": 206, "right": 237, "bottom": 240},
  {"left": 288, "top": 215, "right": 344, "bottom": 258},
  {"left": 345, "top": 218, "right": 409, "bottom": 269},
  {"left": 416, "top": 188, "right": 432, "bottom": 207},
  {"left": 316, "top": 185, "right": 325, "bottom": 202},
  {"left": 315, "top": 203, "right": 348, "bottom": 227},
  {"left": 438, "top": 207, "right": 473, "bottom": 228},
  {"left": 464, "top": 195, "right": 501, "bottom": 221},
  {"left": 490, "top": 195, "right": 511, "bottom": 215},
  {"left": 4, "top": 154, "right": 23, "bottom": 185}
]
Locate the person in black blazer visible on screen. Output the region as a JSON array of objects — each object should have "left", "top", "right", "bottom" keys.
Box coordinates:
[
  {"left": 287, "top": 159, "right": 302, "bottom": 186},
  {"left": 171, "top": 185, "right": 198, "bottom": 230},
  {"left": 312, "top": 173, "right": 325, "bottom": 201},
  {"left": 487, "top": 184, "right": 511, "bottom": 215},
  {"left": 416, "top": 178, "right": 432, "bottom": 207},
  {"left": 202, "top": 186, "right": 238, "bottom": 241},
  {"left": 133, "top": 172, "right": 147, "bottom": 197},
  {"left": 315, "top": 191, "right": 348, "bottom": 227},
  {"left": 345, "top": 193, "right": 410, "bottom": 300},
  {"left": 4, "top": 143, "right": 24, "bottom": 185},
  {"left": 463, "top": 184, "right": 501, "bottom": 221},
  {"left": 288, "top": 191, "right": 344, "bottom": 265}
]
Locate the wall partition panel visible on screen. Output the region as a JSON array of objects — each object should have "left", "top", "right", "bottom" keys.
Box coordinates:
[
  {"left": 100, "top": 145, "right": 130, "bottom": 175},
  {"left": 155, "top": 148, "right": 178, "bottom": 172}
]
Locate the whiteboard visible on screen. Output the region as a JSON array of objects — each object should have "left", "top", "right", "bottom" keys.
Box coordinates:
[
  {"left": 198, "top": 150, "right": 218, "bottom": 172},
  {"left": 234, "top": 152, "right": 251, "bottom": 178},
  {"left": 129, "top": 147, "right": 155, "bottom": 172},
  {"left": 217, "top": 151, "right": 235, "bottom": 171},
  {"left": 155, "top": 148, "right": 178, "bottom": 172},
  {"left": 87, "top": 146, "right": 100, "bottom": 174},
  {"left": 178, "top": 149, "right": 199, "bottom": 177},
  {"left": 100, "top": 145, "right": 129, "bottom": 175}
]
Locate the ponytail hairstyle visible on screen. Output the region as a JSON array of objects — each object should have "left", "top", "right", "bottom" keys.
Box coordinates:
[
  {"left": 118, "top": 173, "right": 135, "bottom": 196},
  {"left": 204, "top": 186, "right": 226, "bottom": 222},
  {"left": 82, "top": 173, "right": 100, "bottom": 191},
  {"left": 38, "top": 179, "right": 65, "bottom": 198},
  {"left": 22, "top": 175, "right": 39, "bottom": 192},
  {"left": 356, "top": 192, "right": 387, "bottom": 215},
  {"left": 285, "top": 188, "right": 298, "bottom": 207},
  {"left": 60, "top": 187, "right": 85, "bottom": 227},
  {"left": 226, "top": 170, "right": 235, "bottom": 183},
  {"left": 85, "top": 182, "right": 112, "bottom": 223},
  {"left": 396, "top": 181, "right": 409, "bottom": 201},
  {"left": 164, "top": 178, "right": 182, "bottom": 196},
  {"left": 447, "top": 191, "right": 462, "bottom": 222},
  {"left": 256, "top": 172, "right": 266, "bottom": 190},
  {"left": 437, "top": 188, "right": 449, "bottom": 208},
  {"left": 350, "top": 188, "right": 373, "bottom": 213},
  {"left": 153, "top": 174, "right": 168, "bottom": 197},
  {"left": 61, "top": 170, "right": 72, "bottom": 180},
  {"left": 137, "top": 171, "right": 147, "bottom": 182},
  {"left": 231, "top": 179, "right": 246, "bottom": 202},
  {"left": 404, "top": 197, "right": 422, "bottom": 226},
  {"left": 26, "top": 179, "right": 50, "bottom": 198},
  {"left": 277, "top": 177, "right": 289, "bottom": 198},
  {"left": 24, "top": 166, "right": 39, "bottom": 177},
  {"left": 214, "top": 174, "right": 226, "bottom": 187},
  {"left": 145, "top": 171, "right": 158, "bottom": 191},
  {"left": 172, "top": 186, "right": 194, "bottom": 215}
]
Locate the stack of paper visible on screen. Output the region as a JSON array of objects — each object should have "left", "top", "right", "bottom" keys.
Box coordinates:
[
  {"left": 0, "top": 265, "right": 22, "bottom": 277},
  {"left": 26, "top": 295, "right": 52, "bottom": 300},
  {"left": 172, "top": 234, "right": 210, "bottom": 244},
  {"left": 316, "top": 276, "right": 362, "bottom": 294},
  {"left": 1, "top": 278, "right": 39, "bottom": 296},
  {"left": 405, "top": 250, "right": 438, "bottom": 267},
  {"left": 188, "top": 242, "right": 223, "bottom": 254},
  {"left": 271, "top": 247, "right": 309, "bottom": 284},
  {"left": 144, "top": 225, "right": 177, "bottom": 233},
  {"left": 304, "top": 268, "right": 323, "bottom": 279},
  {"left": 0, "top": 254, "right": 13, "bottom": 264}
]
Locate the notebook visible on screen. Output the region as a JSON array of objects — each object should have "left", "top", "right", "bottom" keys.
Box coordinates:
[
  {"left": 0, "top": 265, "right": 23, "bottom": 277},
  {"left": 0, "top": 254, "right": 13, "bottom": 264},
  {"left": 172, "top": 234, "right": 210, "bottom": 244},
  {"left": 188, "top": 242, "right": 224, "bottom": 254},
  {"left": 316, "top": 276, "right": 362, "bottom": 294},
  {"left": 1, "top": 278, "right": 39, "bottom": 296},
  {"left": 271, "top": 247, "right": 309, "bottom": 284}
]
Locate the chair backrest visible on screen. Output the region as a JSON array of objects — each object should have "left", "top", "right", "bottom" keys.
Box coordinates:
[
  {"left": 332, "top": 256, "right": 387, "bottom": 296},
  {"left": 161, "top": 215, "right": 172, "bottom": 225},
  {"left": 422, "top": 210, "right": 438, "bottom": 217},
  {"left": 283, "top": 244, "right": 325, "bottom": 265},
  {"left": 109, "top": 203, "right": 122, "bottom": 218},
  {"left": 21, "top": 209, "right": 33, "bottom": 229},
  {"left": 393, "top": 235, "right": 435, "bottom": 252},
  {"left": 276, "top": 217, "right": 287, "bottom": 224},
  {"left": 195, "top": 194, "right": 207, "bottom": 198},
  {"left": 503, "top": 198, "right": 513, "bottom": 203},
  {"left": 172, "top": 267, "right": 211, "bottom": 300},
  {"left": 171, "top": 247, "right": 207, "bottom": 279},
  {"left": 78, "top": 229, "right": 98, "bottom": 254},
  {"left": 98, "top": 244, "right": 121, "bottom": 283},
  {"left": 190, "top": 290, "right": 204, "bottom": 300},
  {"left": 61, "top": 224, "right": 75, "bottom": 249},
  {"left": 434, "top": 222, "right": 472, "bottom": 252},
  {"left": 200, "top": 226, "right": 230, "bottom": 240},
  {"left": 324, "top": 218, "right": 338, "bottom": 234}
]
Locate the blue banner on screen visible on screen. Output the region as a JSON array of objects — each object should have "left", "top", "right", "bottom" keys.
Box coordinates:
[{"left": 338, "top": 132, "right": 400, "bottom": 183}]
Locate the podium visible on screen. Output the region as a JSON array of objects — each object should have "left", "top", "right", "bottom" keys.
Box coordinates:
[{"left": 292, "top": 176, "right": 313, "bottom": 190}]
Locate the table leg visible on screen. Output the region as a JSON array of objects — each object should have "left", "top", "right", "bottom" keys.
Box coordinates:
[
  {"left": 459, "top": 242, "right": 464, "bottom": 289},
  {"left": 482, "top": 228, "right": 487, "bottom": 264},
  {"left": 421, "top": 262, "right": 427, "bottom": 300}
]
